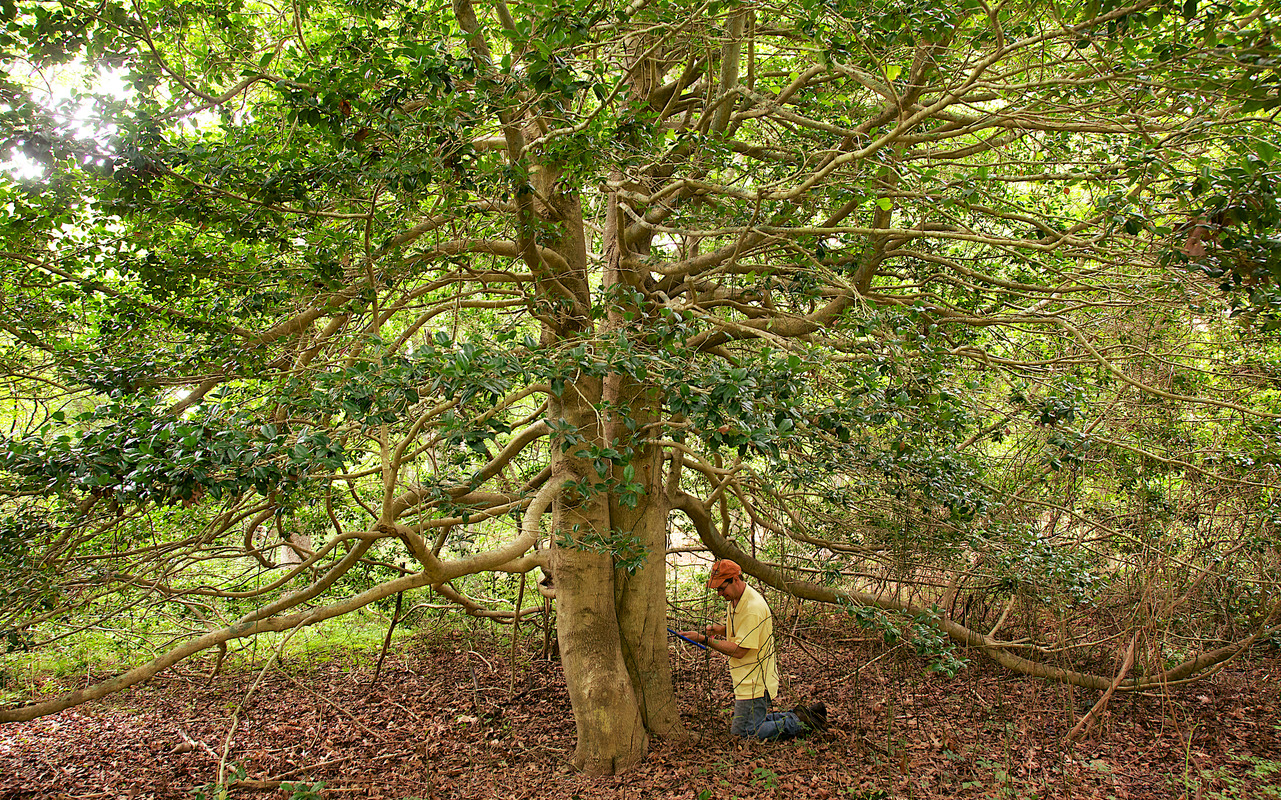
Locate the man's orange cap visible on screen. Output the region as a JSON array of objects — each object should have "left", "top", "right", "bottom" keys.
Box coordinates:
[{"left": 706, "top": 559, "right": 742, "bottom": 588}]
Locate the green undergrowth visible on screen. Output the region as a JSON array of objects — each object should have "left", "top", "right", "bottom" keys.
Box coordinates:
[
  {"left": 0, "top": 603, "right": 461, "bottom": 706},
  {"left": 1174, "top": 744, "right": 1281, "bottom": 800}
]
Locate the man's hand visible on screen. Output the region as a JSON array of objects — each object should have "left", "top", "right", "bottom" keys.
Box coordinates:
[{"left": 677, "top": 627, "right": 750, "bottom": 658}]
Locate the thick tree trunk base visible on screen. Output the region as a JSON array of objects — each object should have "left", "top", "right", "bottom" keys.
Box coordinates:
[{"left": 553, "top": 533, "right": 649, "bottom": 774}]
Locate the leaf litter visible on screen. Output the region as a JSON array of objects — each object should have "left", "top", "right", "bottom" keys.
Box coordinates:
[{"left": 2, "top": 615, "right": 1279, "bottom": 799}]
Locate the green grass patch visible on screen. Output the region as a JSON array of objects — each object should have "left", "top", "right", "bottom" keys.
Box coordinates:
[{"left": 0, "top": 601, "right": 467, "bottom": 705}]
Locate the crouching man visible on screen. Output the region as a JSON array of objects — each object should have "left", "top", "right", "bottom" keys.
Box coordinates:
[{"left": 679, "top": 559, "right": 827, "bottom": 739}]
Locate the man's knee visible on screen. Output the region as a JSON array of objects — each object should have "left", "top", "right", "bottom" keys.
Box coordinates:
[{"left": 730, "top": 696, "right": 767, "bottom": 737}]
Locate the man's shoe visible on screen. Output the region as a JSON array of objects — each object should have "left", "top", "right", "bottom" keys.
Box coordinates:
[
  {"left": 793, "top": 702, "right": 828, "bottom": 731},
  {"left": 809, "top": 702, "right": 829, "bottom": 729}
]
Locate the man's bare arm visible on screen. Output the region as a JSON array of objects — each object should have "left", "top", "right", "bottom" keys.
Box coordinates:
[{"left": 677, "top": 626, "right": 750, "bottom": 659}]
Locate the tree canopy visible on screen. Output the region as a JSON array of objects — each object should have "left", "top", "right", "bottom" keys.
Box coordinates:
[{"left": 3, "top": 0, "right": 1281, "bottom": 774}]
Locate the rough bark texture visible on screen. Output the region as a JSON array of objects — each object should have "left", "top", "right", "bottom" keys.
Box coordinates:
[{"left": 552, "top": 535, "right": 648, "bottom": 774}]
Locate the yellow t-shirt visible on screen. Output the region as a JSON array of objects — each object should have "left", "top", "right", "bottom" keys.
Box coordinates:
[{"left": 725, "top": 584, "right": 780, "bottom": 700}]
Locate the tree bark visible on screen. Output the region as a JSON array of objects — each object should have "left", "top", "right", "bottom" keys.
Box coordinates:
[
  {"left": 550, "top": 379, "right": 648, "bottom": 773},
  {"left": 553, "top": 533, "right": 648, "bottom": 774},
  {"left": 609, "top": 384, "right": 681, "bottom": 737},
  {"left": 540, "top": 176, "right": 649, "bottom": 769},
  {"left": 601, "top": 157, "right": 683, "bottom": 738}
]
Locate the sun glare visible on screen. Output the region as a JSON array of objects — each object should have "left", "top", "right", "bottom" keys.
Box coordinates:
[{"left": 3, "top": 62, "right": 135, "bottom": 182}]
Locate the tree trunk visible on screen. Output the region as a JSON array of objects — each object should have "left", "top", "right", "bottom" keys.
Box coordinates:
[
  {"left": 553, "top": 531, "right": 649, "bottom": 774},
  {"left": 539, "top": 158, "right": 653, "bottom": 773},
  {"left": 600, "top": 156, "right": 683, "bottom": 738},
  {"left": 549, "top": 373, "right": 648, "bottom": 774},
  {"left": 610, "top": 385, "right": 682, "bottom": 737},
  {"left": 550, "top": 441, "right": 650, "bottom": 772}
]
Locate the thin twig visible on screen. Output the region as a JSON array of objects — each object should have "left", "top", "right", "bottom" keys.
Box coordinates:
[
  {"left": 509, "top": 572, "right": 526, "bottom": 696},
  {"left": 275, "top": 668, "right": 389, "bottom": 741},
  {"left": 371, "top": 590, "right": 404, "bottom": 687},
  {"left": 218, "top": 627, "right": 299, "bottom": 785},
  {"left": 1066, "top": 634, "right": 1138, "bottom": 744}
]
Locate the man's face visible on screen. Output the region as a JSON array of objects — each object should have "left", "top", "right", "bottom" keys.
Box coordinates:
[{"left": 712, "top": 577, "right": 734, "bottom": 599}]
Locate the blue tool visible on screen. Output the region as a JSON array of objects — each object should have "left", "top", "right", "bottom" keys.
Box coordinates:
[{"left": 667, "top": 626, "right": 708, "bottom": 650}]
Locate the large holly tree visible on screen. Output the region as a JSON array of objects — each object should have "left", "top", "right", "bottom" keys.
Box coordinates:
[{"left": 3, "top": 0, "right": 1281, "bottom": 773}]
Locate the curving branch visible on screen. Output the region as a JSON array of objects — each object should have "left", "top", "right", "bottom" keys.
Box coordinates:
[
  {"left": 436, "top": 473, "right": 567, "bottom": 581},
  {"left": 671, "top": 489, "right": 1281, "bottom": 693},
  {"left": 0, "top": 566, "right": 436, "bottom": 724}
]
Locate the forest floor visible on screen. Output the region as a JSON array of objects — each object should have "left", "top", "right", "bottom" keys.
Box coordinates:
[{"left": 2, "top": 612, "right": 1280, "bottom": 800}]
